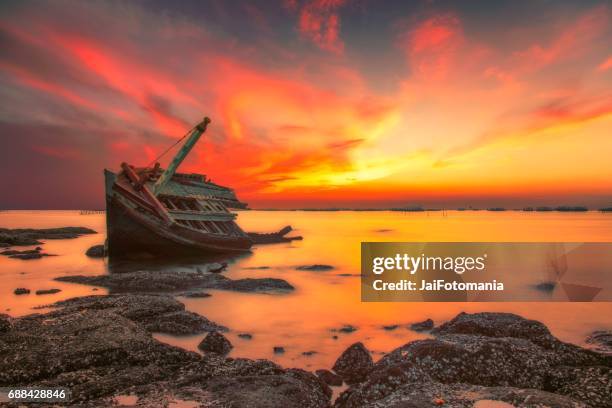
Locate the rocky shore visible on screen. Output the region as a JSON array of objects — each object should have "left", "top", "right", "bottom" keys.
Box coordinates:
[{"left": 1, "top": 294, "right": 609, "bottom": 407}]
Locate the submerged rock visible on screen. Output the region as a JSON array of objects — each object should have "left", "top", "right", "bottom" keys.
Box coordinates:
[
  {"left": 315, "top": 369, "right": 343, "bottom": 386},
  {"left": 334, "top": 324, "right": 358, "bottom": 334},
  {"left": 9, "top": 252, "right": 48, "bottom": 260},
  {"left": 55, "top": 270, "right": 294, "bottom": 293},
  {"left": 35, "top": 288, "right": 61, "bottom": 295},
  {"left": 183, "top": 291, "right": 212, "bottom": 298},
  {"left": 0, "top": 226, "right": 96, "bottom": 247},
  {"left": 296, "top": 264, "right": 334, "bottom": 271},
  {"left": 238, "top": 333, "right": 253, "bottom": 340},
  {"left": 198, "top": 331, "right": 233, "bottom": 355},
  {"left": 85, "top": 244, "right": 107, "bottom": 258},
  {"left": 332, "top": 342, "right": 373, "bottom": 384},
  {"left": 273, "top": 346, "right": 285, "bottom": 354},
  {"left": 13, "top": 288, "right": 30, "bottom": 295},
  {"left": 409, "top": 318, "right": 434, "bottom": 332},
  {"left": 302, "top": 351, "right": 317, "bottom": 356}
]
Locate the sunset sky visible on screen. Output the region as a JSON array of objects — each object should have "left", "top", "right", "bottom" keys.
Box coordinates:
[{"left": 0, "top": 0, "right": 611, "bottom": 209}]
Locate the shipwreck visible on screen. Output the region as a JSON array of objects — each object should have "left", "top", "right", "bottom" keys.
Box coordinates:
[{"left": 105, "top": 117, "right": 299, "bottom": 257}]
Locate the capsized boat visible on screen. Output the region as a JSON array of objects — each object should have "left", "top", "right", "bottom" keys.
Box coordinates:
[{"left": 105, "top": 117, "right": 253, "bottom": 257}]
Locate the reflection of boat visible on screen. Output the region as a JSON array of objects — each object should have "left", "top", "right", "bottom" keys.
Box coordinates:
[{"left": 105, "top": 117, "right": 253, "bottom": 257}]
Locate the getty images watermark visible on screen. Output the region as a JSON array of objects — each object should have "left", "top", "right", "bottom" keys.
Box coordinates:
[{"left": 361, "top": 242, "right": 612, "bottom": 302}]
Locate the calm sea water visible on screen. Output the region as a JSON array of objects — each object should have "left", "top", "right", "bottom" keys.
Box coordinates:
[{"left": 1, "top": 210, "right": 611, "bottom": 372}]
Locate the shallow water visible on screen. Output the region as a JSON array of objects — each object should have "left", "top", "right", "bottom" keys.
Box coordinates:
[{"left": 1, "top": 210, "right": 611, "bottom": 373}]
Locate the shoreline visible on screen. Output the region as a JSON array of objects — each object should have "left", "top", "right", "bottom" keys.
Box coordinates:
[{"left": 1, "top": 290, "right": 609, "bottom": 407}]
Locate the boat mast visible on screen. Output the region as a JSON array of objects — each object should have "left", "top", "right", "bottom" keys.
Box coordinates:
[{"left": 153, "top": 117, "right": 211, "bottom": 195}]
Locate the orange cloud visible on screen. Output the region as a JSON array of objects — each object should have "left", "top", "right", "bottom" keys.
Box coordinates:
[{"left": 598, "top": 56, "right": 612, "bottom": 71}]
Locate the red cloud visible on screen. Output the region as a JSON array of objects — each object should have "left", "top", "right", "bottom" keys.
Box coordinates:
[{"left": 296, "top": 0, "right": 347, "bottom": 54}]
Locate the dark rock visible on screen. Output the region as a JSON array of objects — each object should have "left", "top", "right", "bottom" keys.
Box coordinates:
[
  {"left": 0, "top": 226, "right": 96, "bottom": 247},
  {"left": 14, "top": 288, "right": 30, "bottom": 295},
  {"left": 0, "top": 314, "right": 11, "bottom": 332},
  {"left": 0, "top": 294, "right": 331, "bottom": 407},
  {"left": 274, "top": 346, "right": 285, "bottom": 354},
  {"left": 55, "top": 270, "right": 294, "bottom": 293},
  {"left": 35, "top": 288, "right": 61, "bottom": 295},
  {"left": 53, "top": 294, "right": 226, "bottom": 335},
  {"left": 1, "top": 249, "right": 39, "bottom": 256},
  {"left": 315, "top": 369, "right": 343, "bottom": 386},
  {"left": 215, "top": 277, "right": 294, "bottom": 293},
  {"left": 238, "top": 333, "right": 253, "bottom": 340},
  {"left": 198, "top": 331, "right": 233, "bottom": 355},
  {"left": 382, "top": 324, "right": 399, "bottom": 331},
  {"left": 346, "top": 312, "right": 610, "bottom": 407},
  {"left": 332, "top": 335, "right": 338, "bottom": 340},
  {"left": 9, "top": 252, "right": 47, "bottom": 260},
  {"left": 334, "top": 324, "right": 357, "bottom": 334},
  {"left": 201, "top": 366, "right": 330, "bottom": 407},
  {"left": 208, "top": 262, "right": 227, "bottom": 273},
  {"left": 335, "top": 376, "right": 590, "bottom": 408},
  {"left": 431, "top": 311, "right": 556, "bottom": 347},
  {"left": 302, "top": 351, "right": 317, "bottom": 356},
  {"left": 85, "top": 244, "right": 106, "bottom": 258},
  {"left": 183, "top": 291, "right": 212, "bottom": 298},
  {"left": 332, "top": 342, "right": 373, "bottom": 384},
  {"left": 296, "top": 264, "right": 334, "bottom": 271},
  {"left": 243, "top": 266, "right": 271, "bottom": 270},
  {"left": 409, "top": 318, "right": 434, "bottom": 332},
  {"left": 586, "top": 330, "right": 612, "bottom": 355}
]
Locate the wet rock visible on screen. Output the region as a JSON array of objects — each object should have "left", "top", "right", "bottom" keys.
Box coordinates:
[
  {"left": 52, "top": 294, "right": 226, "bottom": 335},
  {"left": 243, "top": 266, "right": 271, "bottom": 270},
  {"left": 316, "top": 369, "right": 343, "bottom": 386},
  {"left": 9, "top": 252, "right": 48, "bottom": 260},
  {"left": 13, "top": 288, "right": 30, "bottom": 295},
  {"left": 238, "top": 333, "right": 253, "bottom": 340},
  {"left": 302, "top": 351, "right": 317, "bottom": 356},
  {"left": 332, "top": 342, "right": 374, "bottom": 384},
  {"left": 409, "top": 318, "right": 434, "bottom": 332},
  {"left": 55, "top": 270, "right": 294, "bottom": 294},
  {"left": 215, "top": 277, "right": 294, "bottom": 293},
  {"left": 382, "top": 324, "right": 398, "bottom": 331},
  {"left": 198, "top": 331, "right": 233, "bottom": 355},
  {"left": 274, "top": 346, "right": 285, "bottom": 354},
  {"left": 0, "top": 226, "right": 96, "bottom": 247},
  {"left": 586, "top": 330, "right": 612, "bottom": 354},
  {"left": 0, "top": 295, "right": 331, "bottom": 407},
  {"left": 335, "top": 377, "right": 589, "bottom": 408},
  {"left": 341, "top": 312, "right": 610, "bottom": 408},
  {"left": 334, "top": 324, "right": 358, "bottom": 334},
  {"left": 35, "top": 288, "right": 61, "bottom": 295},
  {"left": 0, "top": 314, "right": 11, "bottom": 332},
  {"left": 85, "top": 244, "right": 106, "bottom": 258},
  {"left": 296, "top": 264, "right": 334, "bottom": 271},
  {"left": 1, "top": 249, "right": 39, "bottom": 256},
  {"left": 207, "top": 262, "right": 227, "bottom": 273},
  {"left": 183, "top": 291, "right": 212, "bottom": 298}
]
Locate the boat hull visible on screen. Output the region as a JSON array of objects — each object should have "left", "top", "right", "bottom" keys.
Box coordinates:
[{"left": 105, "top": 170, "right": 252, "bottom": 258}]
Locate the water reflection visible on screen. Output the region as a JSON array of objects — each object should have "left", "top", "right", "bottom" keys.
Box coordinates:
[{"left": 1, "top": 210, "right": 611, "bottom": 371}]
